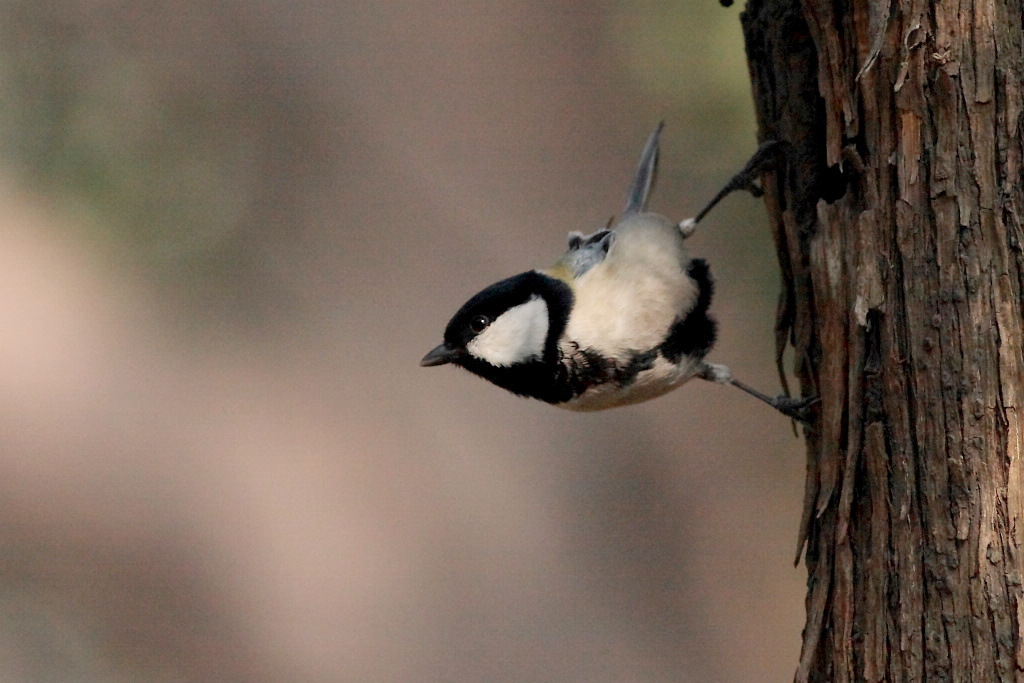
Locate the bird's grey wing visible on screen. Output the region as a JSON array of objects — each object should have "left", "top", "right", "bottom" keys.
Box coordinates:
[
  {"left": 558, "top": 122, "right": 664, "bottom": 279},
  {"left": 563, "top": 229, "right": 614, "bottom": 278}
]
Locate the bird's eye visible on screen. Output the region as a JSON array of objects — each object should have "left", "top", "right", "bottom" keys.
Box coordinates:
[{"left": 470, "top": 314, "right": 490, "bottom": 333}]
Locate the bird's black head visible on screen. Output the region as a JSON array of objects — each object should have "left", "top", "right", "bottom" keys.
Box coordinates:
[{"left": 421, "top": 271, "right": 573, "bottom": 400}]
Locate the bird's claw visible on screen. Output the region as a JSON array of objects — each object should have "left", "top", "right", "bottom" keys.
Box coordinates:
[{"left": 770, "top": 394, "right": 819, "bottom": 424}]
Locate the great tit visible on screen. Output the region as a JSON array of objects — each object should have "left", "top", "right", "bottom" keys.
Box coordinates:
[{"left": 421, "top": 124, "right": 813, "bottom": 420}]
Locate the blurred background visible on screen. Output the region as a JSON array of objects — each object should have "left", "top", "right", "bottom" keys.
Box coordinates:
[{"left": 0, "top": 1, "right": 806, "bottom": 681}]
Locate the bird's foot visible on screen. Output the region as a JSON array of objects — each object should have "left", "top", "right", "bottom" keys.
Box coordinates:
[{"left": 767, "top": 394, "right": 819, "bottom": 424}]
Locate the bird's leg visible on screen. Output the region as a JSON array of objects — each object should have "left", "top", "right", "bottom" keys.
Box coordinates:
[
  {"left": 678, "top": 140, "right": 788, "bottom": 237},
  {"left": 698, "top": 362, "right": 817, "bottom": 423}
]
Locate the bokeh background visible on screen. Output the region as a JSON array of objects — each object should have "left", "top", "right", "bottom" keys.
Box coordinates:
[{"left": 0, "top": 2, "right": 807, "bottom": 681}]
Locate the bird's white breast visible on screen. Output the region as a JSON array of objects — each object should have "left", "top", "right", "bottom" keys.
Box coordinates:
[
  {"left": 558, "top": 353, "right": 705, "bottom": 411},
  {"left": 563, "top": 213, "right": 697, "bottom": 355}
]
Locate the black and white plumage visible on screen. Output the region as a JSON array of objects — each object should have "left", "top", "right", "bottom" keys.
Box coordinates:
[{"left": 422, "top": 124, "right": 813, "bottom": 419}]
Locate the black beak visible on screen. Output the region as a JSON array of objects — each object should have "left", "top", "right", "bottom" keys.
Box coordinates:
[{"left": 420, "top": 343, "right": 461, "bottom": 367}]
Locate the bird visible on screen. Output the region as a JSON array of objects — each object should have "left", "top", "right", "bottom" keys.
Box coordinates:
[{"left": 421, "top": 123, "right": 814, "bottom": 420}]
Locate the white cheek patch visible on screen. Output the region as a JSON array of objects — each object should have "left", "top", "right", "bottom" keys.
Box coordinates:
[{"left": 466, "top": 296, "right": 549, "bottom": 367}]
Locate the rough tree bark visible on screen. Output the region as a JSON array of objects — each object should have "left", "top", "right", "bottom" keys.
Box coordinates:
[{"left": 739, "top": 0, "right": 1024, "bottom": 680}]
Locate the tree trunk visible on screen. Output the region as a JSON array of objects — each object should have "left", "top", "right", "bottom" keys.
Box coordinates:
[{"left": 739, "top": 0, "right": 1024, "bottom": 680}]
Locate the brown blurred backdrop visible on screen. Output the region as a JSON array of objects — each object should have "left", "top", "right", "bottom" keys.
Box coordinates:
[{"left": 0, "top": 2, "right": 805, "bottom": 681}]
